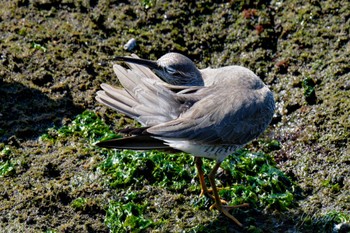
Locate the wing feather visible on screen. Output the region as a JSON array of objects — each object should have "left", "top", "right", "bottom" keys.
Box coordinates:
[
  {"left": 96, "top": 62, "right": 187, "bottom": 126},
  {"left": 148, "top": 84, "right": 274, "bottom": 145}
]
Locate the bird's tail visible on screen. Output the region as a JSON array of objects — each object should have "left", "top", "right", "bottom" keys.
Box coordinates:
[{"left": 96, "top": 135, "right": 179, "bottom": 153}]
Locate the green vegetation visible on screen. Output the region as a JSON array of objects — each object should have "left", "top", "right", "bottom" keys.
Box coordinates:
[
  {"left": 71, "top": 197, "right": 88, "bottom": 211},
  {"left": 98, "top": 149, "right": 297, "bottom": 212},
  {"left": 299, "top": 211, "right": 350, "bottom": 232},
  {"left": 31, "top": 42, "right": 47, "bottom": 52},
  {"left": 302, "top": 77, "right": 317, "bottom": 104},
  {"left": 98, "top": 150, "right": 194, "bottom": 191},
  {"left": 324, "top": 211, "right": 350, "bottom": 224},
  {"left": 220, "top": 150, "right": 296, "bottom": 210},
  {"left": 40, "top": 110, "right": 119, "bottom": 144},
  {"left": 105, "top": 201, "right": 154, "bottom": 232},
  {"left": 140, "top": 0, "right": 156, "bottom": 9},
  {"left": 1, "top": 145, "right": 11, "bottom": 157},
  {"left": 0, "top": 146, "right": 16, "bottom": 177},
  {"left": 42, "top": 110, "right": 298, "bottom": 231},
  {"left": 0, "top": 160, "right": 16, "bottom": 177}
]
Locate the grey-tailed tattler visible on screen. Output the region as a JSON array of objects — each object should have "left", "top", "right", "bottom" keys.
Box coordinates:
[{"left": 95, "top": 52, "right": 275, "bottom": 226}]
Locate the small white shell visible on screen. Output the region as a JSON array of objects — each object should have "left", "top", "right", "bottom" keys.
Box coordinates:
[{"left": 123, "top": 38, "right": 137, "bottom": 51}]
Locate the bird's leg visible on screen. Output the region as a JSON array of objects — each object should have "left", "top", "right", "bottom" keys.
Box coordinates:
[
  {"left": 208, "top": 161, "right": 249, "bottom": 227},
  {"left": 195, "top": 157, "right": 227, "bottom": 204},
  {"left": 194, "top": 157, "right": 211, "bottom": 197}
]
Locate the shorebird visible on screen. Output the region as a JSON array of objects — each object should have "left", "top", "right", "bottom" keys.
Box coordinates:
[{"left": 95, "top": 52, "right": 275, "bottom": 226}]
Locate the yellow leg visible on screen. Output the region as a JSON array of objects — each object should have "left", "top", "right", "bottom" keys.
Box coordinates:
[
  {"left": 195, "top": 157, "right": 211, "bottom": 197},
  {"left": 208, "top": 161, "right": 249, "bottom": 227},
  {"left": 195, "top": 157, "right": 227, "bottom": 204}
]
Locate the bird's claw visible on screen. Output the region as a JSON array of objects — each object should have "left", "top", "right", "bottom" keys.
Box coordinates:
[
  {"left": 210, "top": 203, "right": 249, "bottom": 227},
  {"left": 199, "top": 188, "right": 228, "bottom": 205}
]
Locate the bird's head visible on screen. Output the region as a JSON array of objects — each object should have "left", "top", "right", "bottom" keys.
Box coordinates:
[
  {"left": 115, "top": 52, "right": 204, "bottom": 86},
  {"left": 155, "top": 53, "right": 204, "bottom": 86}
]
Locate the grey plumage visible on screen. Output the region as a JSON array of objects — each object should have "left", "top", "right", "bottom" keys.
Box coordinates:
[
  {"left": 95, "top": 52, "right": 275, "bottom": 226},
  {"left": 96, "top": 53, "right": 274, "bottom": 162}
]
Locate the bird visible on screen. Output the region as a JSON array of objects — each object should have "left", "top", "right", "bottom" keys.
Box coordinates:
[{"left": 95, "top": 52, "right": 275, "bottom": 227}]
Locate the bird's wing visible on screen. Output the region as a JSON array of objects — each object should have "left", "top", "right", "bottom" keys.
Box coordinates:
[
  {"left": 96, "top": 63, "right": 191, "bottom": 126},
  {"left": 148, "top": 85, "right": 274, "bottom": 145}
]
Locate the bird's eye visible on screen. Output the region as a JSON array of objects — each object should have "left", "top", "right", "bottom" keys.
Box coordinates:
[{"left": 165, "top": 67, "right": 177, "bottom": 74}]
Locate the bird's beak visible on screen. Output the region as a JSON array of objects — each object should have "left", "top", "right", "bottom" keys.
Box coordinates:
[
  {"left": 114, "top": 56, "right": 160, "bottom": 70},
  {"left": 115, "top": 56, "right": 170, "bottom": 82}
]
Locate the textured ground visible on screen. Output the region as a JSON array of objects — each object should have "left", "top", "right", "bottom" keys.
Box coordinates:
[{"left": 0, "top": 0, "right": 349, "bottom": 232}]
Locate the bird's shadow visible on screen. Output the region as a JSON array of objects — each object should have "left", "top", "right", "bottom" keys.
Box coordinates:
[{"left": 0, "top": 79, "right": 83, "bottom": 143}]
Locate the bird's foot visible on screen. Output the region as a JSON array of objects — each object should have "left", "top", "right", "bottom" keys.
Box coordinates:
[
  {"left": 210, "top": 203, "right": 249, "bottom": 227},
  {"left": 199, "top": 188, "right": 228, "bottom": 205},
  {"left": 200, "top": 187, "right": 229, "bottom": 195}
]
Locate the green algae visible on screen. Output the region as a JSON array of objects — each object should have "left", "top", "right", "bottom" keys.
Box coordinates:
[
  {"left": 298, "top": 211, "right": 350, "bottom": 233},
  {"left": 0, "top": 146, "right": 16, "bottom": 177},
  {"left": 44, "top": 230, "right": 57, "bottom": 233},
  {"left": 41, "top": 111, "right": 297, "bottom": 231},
  {"left": 0, "top": 160, "right": 16, "bottom": 177},
  {"left": 98, "top": 150, "right": 195, "bottom": 191},
  {"left": 98, "top": 148, "right": 298, "bottom": 231},
  {"left": 302, "top": 77, "right": 317, "bottom": 104},
  {"left": 105, "top": 201, "right": 154, "bottom": 233},
  {"left": 31, "top": 42, "right": 47, "bottom": 53},
  {"left": 220, "top": 150, "right": 297, "bottom": 210},
  {"left": 70, "top": 197, "right": 88, "bottom": 211},
  {"left": 41, "top": 110, "right": 118, "bottom": 144},
  {"left": 97, "top": 147, "right": 297, "bottom": 213}
]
